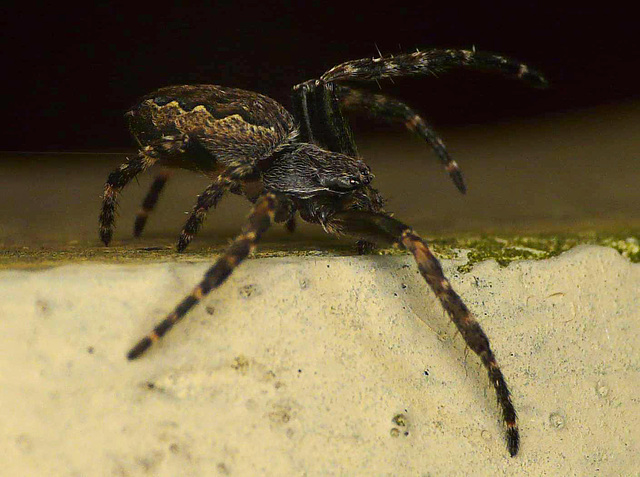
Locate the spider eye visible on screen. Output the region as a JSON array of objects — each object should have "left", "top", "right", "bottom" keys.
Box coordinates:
[{"left": 349, "top": 178, "right": 360, "bottom": 186}]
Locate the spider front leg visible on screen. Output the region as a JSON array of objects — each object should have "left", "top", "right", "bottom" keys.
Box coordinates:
[
  {"left": 292, "top": 80, "right": 357, "bottom": 156},
  {"left": 327, "top": 210, "right": 519, "bottom": 456},
  {"left": 321, "top": 48, "right": 548, "bottom": 89},
  {"left": 133, "top": 169, "right": 172, "bottom": 238},
  {"left": 336, "top": 85, "right": 466, "bottom": 193},
  {"left": 128, "top": 193, "right": 278, "bottom": 359}
]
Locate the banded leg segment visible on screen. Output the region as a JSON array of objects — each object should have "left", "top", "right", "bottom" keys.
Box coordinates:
[
  {"left": 327, "top": 210, "right": 519, "bottom": 456},
  {"left": 134, "top": 169, "right": 172, "bottom": 237},
  {"left": 100, "top": 135, "right": 190, "bottom": 246},
  {"left": 99, "top": 154, "right": 156, "bottom": 246},
  {"left": 177, "top": 175, "right": 237, "bottom": 252},
  {"left": 336, "top": 85, "right": 466, "bottom": 193},
  {"left": 321, "top": 48, "right": 548, "bottom": 88},
  {"left": 127, "top": 193, "right": 278, "bottom": 360},
  {"left": 401, "top": 229, "right": 518, "bottom": 456}
]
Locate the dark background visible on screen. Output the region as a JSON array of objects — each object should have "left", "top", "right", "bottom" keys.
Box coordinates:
[{"left": 3, "top": 2, "right": 638, "bottom": 151}]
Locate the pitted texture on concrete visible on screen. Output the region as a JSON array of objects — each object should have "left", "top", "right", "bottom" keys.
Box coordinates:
[{"left": 0, "top": 246, "right": 638, "bottom": 475}]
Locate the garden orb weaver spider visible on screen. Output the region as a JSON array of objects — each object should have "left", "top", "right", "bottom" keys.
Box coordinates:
[{"left": 99, "top": 48, "right": 547, "bottom": 456}]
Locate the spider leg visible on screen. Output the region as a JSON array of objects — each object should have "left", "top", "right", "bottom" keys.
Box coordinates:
[
  {"left": 292, "top": 81, "right": 357, "bottom": 156},
  {"left": 285, "top": 215, "right": 296, "bottom": 233},
  {"left": 100, "top": 135, "right": 191, "bottom": 246},
  {"left": 291, "top": 82, "right": 316, "bottom": 145},
  {"left": 327, "top": 210, "right": 519, "bottom": 456},
  {"left": 99, "top": 153, "right": 157, "bottom": 246},
  {"left": 336, "top": 85, "right": 465, "bottom": 193},
  {"left": 321, "top": 48, "right": 547, "bottom": 88},
  {"left": 312, "top": 81, "right": 358, "bottom": 156},
  {"left": 133, "top": 168, "right": 172, "bottom": 238},
  {"left": 127, "top": 193, "right": 278, "bottom": 359},
  {"left": 177, "top": 175, "right": 236, "bottom": 252}
]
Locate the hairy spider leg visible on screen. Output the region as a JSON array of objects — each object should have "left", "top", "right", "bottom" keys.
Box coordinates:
[
  {"left": 176, "top": 174, "right": 237, "bottom": 252},
  {"left": 291, "top": 82, "right": 316, "bottom": 145},
  {"left": 336, "top": 85, "right": 466, "bottom": 194},
  {"left": 133, "top": 169, "right": 173, "bottom": 237},
  {"left": 292, "top": 81, "right": 357, "bottom": 156},
  {"left": 401, "top": 229, "right": 519, "bottom": 456},
  {"left": 321, "top": 48, "right": 548, "bottom": 89},
  {"left": 312, "top": 81, "right": 358, "bottom": 156},
  {"left": 127, "top": 193, "right": 278, "bottom": 359},
  {"left": 100, "top": 135, "right": 190, "bottom": 246},
  {"left": 100, "top": 153, "right": 157, "bottom": 246},
  {"left": 327, "top": 210, "right": 519, "bottom": 456}
]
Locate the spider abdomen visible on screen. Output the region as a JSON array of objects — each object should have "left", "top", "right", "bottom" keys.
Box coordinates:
[{"left": 127, "top": 84, "right": 295, "bottom": 173}]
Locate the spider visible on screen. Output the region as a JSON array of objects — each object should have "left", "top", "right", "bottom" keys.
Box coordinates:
[{"left": 99, "top": 48, "right": 547, "bottom": 457}]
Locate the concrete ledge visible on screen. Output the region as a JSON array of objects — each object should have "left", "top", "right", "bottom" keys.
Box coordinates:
[{"left": 1, "top": 245, "right": 638, "bottom": 475}]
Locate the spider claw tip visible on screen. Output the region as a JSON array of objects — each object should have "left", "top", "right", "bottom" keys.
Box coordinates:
[
  {"left": 506, "top": 426, "right": 520, "bottom": 457},
  {"left": 127, "top": 337, "right": 152, "bottom": 360},
  {"left": 450, "top": 172, "right": 467, "bottom": 194}
]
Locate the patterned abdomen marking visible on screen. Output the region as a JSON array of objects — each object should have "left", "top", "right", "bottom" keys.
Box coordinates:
[{"left": 127, "top": 85, "right": 296, "bottom": 170}]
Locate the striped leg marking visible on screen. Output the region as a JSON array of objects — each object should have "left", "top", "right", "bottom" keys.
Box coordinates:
[
  {"left": 321, "top": 48, "right": 548, "bottom": 89},
  {"left": 325, "top": 210, "right": 519, "bottom": 455},
  {"left": 127, "top": 193, "right": 277, "bottom": 359},
  {"left": 134, "top": 169, "right": 172, "bottom": 237},
  {"left": 401, "top": 229, "right": 519, "bottom": 456},
  {"left": 337, "top": 85, "right": 466, "bottom": 193},
  {"left": 99, "top": 154, "right": 156, "bottom": 246},
  {"left": 177, "top": 175, "right": 236, "bottom": 252}
]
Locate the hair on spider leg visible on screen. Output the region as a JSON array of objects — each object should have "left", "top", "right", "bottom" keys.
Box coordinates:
[
  {"left": 100, "top": 47, "right": 548, "bottom": 457},
  {"left": 134, "top": 169, "right": 172, "bottom": 238},
  {"left": 334, "top": 84, "right": 466, "bottom": 193}
]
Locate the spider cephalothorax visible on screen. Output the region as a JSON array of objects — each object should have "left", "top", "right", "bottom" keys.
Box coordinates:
[{"left": 99, "top": 48, "right": 547, "bottom": 456}]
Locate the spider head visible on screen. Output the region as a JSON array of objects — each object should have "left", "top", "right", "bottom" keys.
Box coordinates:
[
  {"left": 263, "top": 143, "right": 374, "bottom": 198},
  {"left": 317, "top": 159, "right": 373, "bottom": 192}
]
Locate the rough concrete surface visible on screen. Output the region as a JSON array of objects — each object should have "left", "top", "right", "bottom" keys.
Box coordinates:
[{"left": 1, "top": 245, "right": 638, "bottom": 476}]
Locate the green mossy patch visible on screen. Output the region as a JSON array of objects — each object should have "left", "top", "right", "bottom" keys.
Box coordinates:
[
  {"left": 428, "top": 232, "right": 640, "bottom": 272},
  {"left": 1, "top": 231, "right": 638, "bottom": 271}
]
